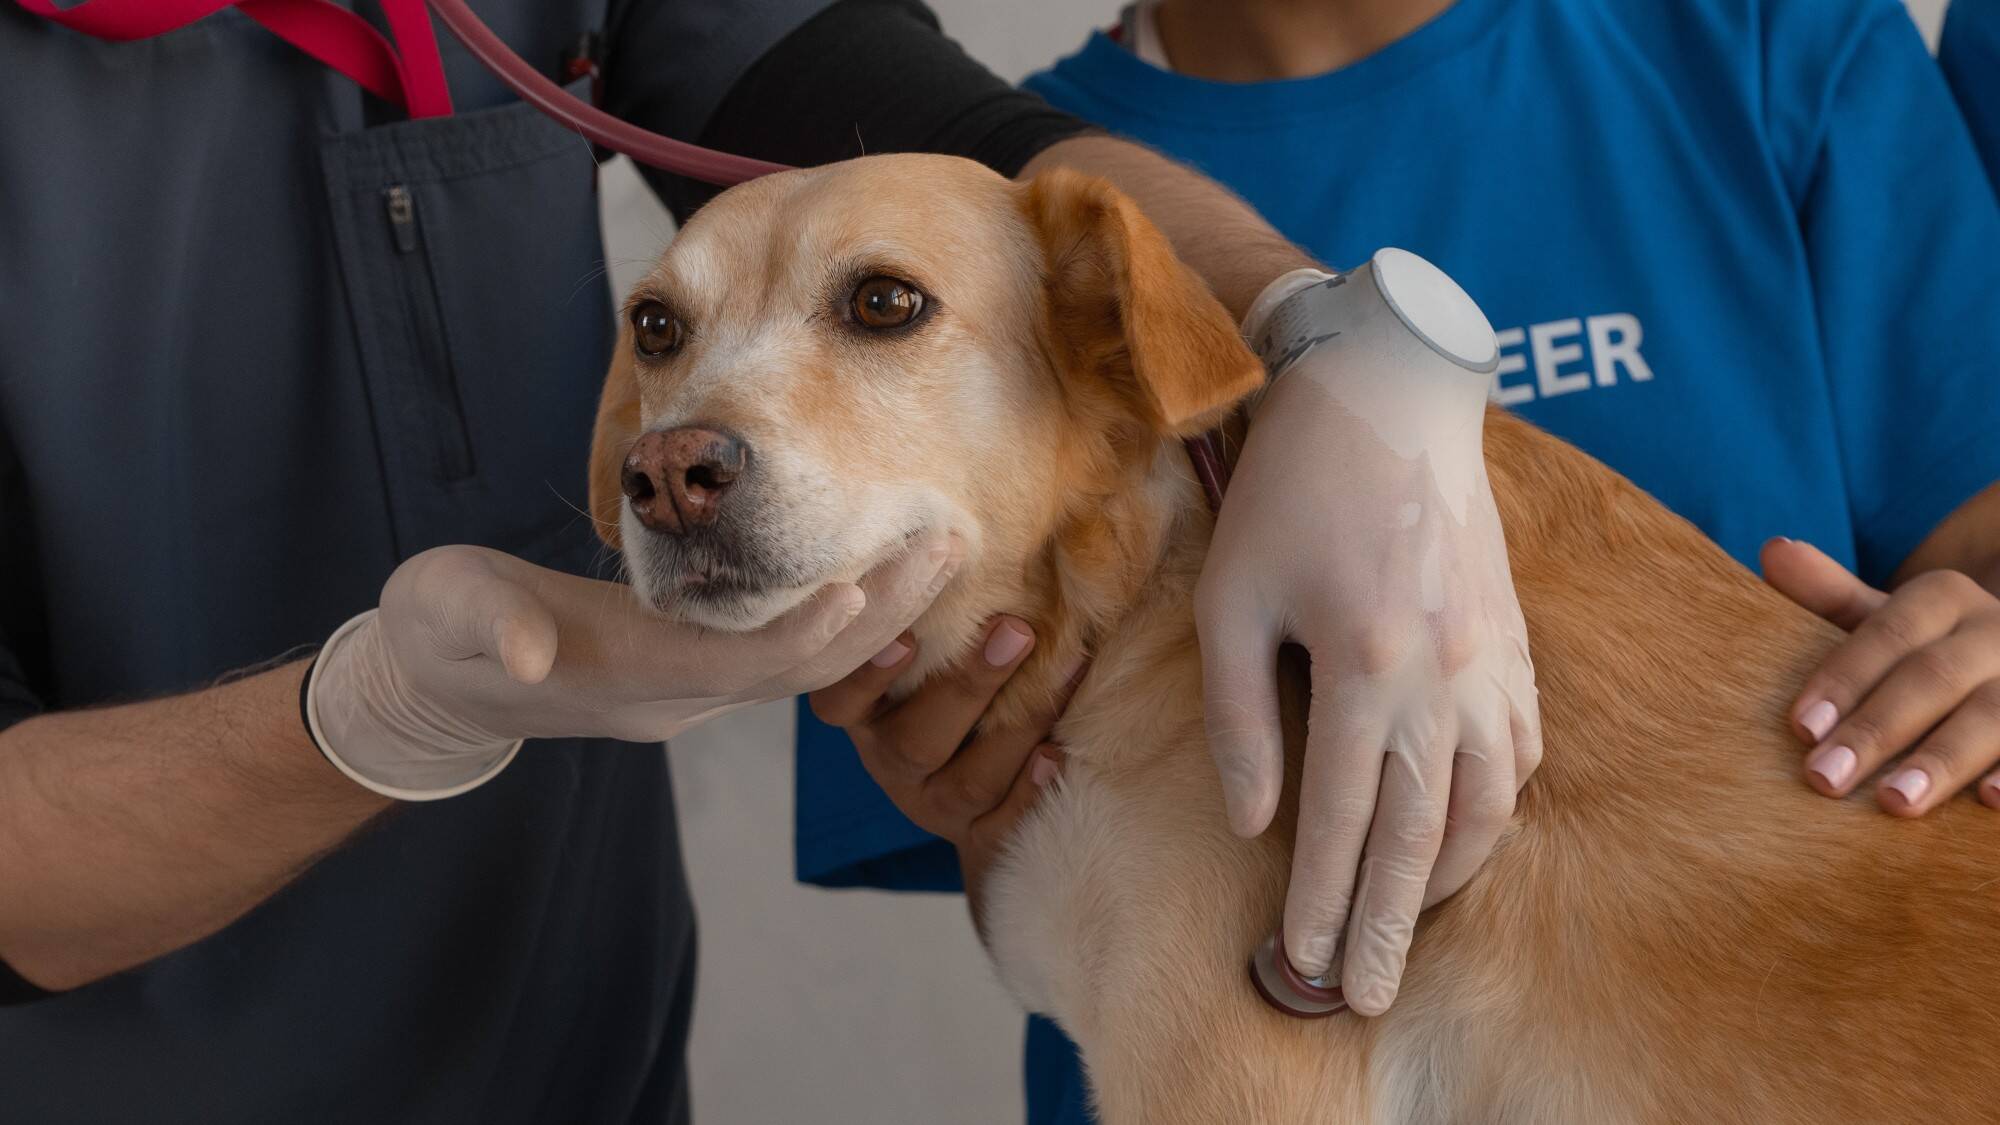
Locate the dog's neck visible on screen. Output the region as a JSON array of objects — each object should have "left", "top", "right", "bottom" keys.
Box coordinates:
[{"left": 960, "top": 435, "right": 1214, "bottom": 738}]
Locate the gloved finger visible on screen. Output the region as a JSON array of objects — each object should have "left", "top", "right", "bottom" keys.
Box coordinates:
[
  {"left": 865, "top": 617, "right": 1037, "bottom": 782},
  {"left": 1339, "top": 717, "right": 1452, "bottom": 1016},
  {"left": 1194, "top": 577, "right": 1284, "bottom": 837},
  {"left": 1281, "top": 668, "right": 1388, "bottom": 979},
  {"left": 922, "top": 655, "right": 1085, "bottom": 826},
  {"left": 685, "top": 581, "right": 870, "bottom": 698},
  {"left": 808, "top": 632, "right": 919, "bottom": 728},
  {"left": 1803, "top": 628, "right": 2000, "bottom": 797},
  {"left": 1873, "top": 682, "right": 2000, "bottom": 816},
  {"left": 750, "top": 532, "right": 962, "bottom": 698},
  {"left": 1510, "top": 670, "right": 1544, "bottom": 786},
  {"left": 1788, "top": 573, "right": 1969, "bottom": 746},
  {"left": 1421, "top": 724, "right": 1514, "bottom": 911},
  {"left": 485, "top": 584, "right": 562, "bottom": 686},
  {"left": 1760, "top": 538, "right": 1889, "bottom": 631}
]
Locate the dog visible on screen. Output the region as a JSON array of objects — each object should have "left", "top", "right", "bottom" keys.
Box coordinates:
[{"left": 588, "top": 154, "right": 2000, "bottom": 1123}]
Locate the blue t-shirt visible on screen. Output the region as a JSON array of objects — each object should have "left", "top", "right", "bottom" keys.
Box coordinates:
[
  {"left": 798, "top": 0, "right": 2000, "bottom": 1120},
  {"left": 1943, "top": 0, "right": 2000, "bottom": 187}
]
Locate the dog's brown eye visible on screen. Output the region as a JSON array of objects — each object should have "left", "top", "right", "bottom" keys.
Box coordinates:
[
  {"left": 631, "top": 301, "right": 684, "bottom": 357},
  {"left": 851, "top": 276, "right": 924, "bottom": 330}
]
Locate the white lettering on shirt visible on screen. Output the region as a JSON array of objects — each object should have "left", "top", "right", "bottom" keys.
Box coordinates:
[
  {"left": 1588, "top": 312, "right": 1652, "bottom": 386},
  {"left": 1489, "top": 313, "right": 1652, "bottom": 404},
  {"left": 1531, "top": 318, "right": 1590, "bottom": 397}
]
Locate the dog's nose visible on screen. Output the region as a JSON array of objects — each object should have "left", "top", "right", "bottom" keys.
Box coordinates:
[{"left": 621, "top": 427, "right": 748, "bottom": 534}]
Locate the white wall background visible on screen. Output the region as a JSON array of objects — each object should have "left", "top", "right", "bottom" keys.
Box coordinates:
[{"left": 599, "top": 2, "right": 1952, "bottom": 1122}]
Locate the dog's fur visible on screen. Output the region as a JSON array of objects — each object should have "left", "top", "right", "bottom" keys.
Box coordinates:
[{"left": 592, "top": 155, "right": 2000, "bottom": 1123}]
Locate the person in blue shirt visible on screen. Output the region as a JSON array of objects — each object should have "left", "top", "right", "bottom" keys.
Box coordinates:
[
  {"left": 1942, "top": 0, "right": 2000, "bottom": 186},
  {"left": 797, "top": 0, "right": 2000, "bottom": 1120}
]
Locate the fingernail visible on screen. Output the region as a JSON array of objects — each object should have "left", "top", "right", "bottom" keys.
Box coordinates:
[
  {"left": 1798, "top": 700, "right": 1838, "bottom": 742},
  {"left": 1060, "top": 655, "right": 1089, "bottom": 690},
  {"left": 1885, "top": 768, "right": 1931, "bottom": 808},
  {"left": 1031, "top": 752, "right": 1060, "bottom": 787},
  {"left": 1982, "top": 777, "right": 2000, "bottom": 808},
  {"left": 921, "top": 534, "right": 963, "bottom": 583},
  {"left": 825, "top": 586, "right": 865, "bottom": 620},
  {"left": 870, "top": 638, "right": 911, "bottom": 668},
  {"left": 984, "top": 621, "right": 1032, "bottom": 667},
  {"left": 1806, "top": 744, "right": 1857, "bottom": 791}
]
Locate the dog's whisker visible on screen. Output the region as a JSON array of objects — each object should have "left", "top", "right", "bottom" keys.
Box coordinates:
[{"left": 544, "top": 480, "right": 619, "bottom": 530}]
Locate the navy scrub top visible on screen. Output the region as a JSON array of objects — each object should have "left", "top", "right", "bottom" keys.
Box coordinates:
[{"left": 0, "top": 1, "right": 820, "bottom": 1120}]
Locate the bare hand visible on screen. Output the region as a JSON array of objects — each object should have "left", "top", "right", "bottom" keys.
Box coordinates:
[
  {"left": 807, "top": 618, "right": 1082, "bottom": 917},
  {"left": 1764, "top": 537, "right": 2000, "bottom": 814}
]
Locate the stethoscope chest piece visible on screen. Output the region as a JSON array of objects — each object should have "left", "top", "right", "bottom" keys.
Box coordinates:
[{"left": 1248, "top": 932, "right": 1349, "bottom": 1019}]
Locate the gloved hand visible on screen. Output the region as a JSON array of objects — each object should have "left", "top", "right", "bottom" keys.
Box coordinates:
[
  {"left": 307, "top": 532, "right": 961, "bottom": 800},
  {"left": 1196, "top": 251, "right": 1541, "bottom": 1015}
]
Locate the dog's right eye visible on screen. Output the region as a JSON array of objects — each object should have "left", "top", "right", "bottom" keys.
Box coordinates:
[
  {"left": 850, "top": 276, "right": 925, "bottom": 331},
  {"left": 631, "top": 301, "right": 684, "bottom": 358}
]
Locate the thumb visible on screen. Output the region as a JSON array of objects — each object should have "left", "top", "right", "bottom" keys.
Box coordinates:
[
  {"left": 406, "top": 548, "right": 562, "bottom": 684},
  {"left": 1197, "top": 603, "right": 1285, "bottom": 838},
  {"left": 1759, "top": 537, "right": 1886, "bottom": 631},
  {"left": 488, "top": 596, "right": 560, "bottom": 685},
  {"left": 467, "top": 576, "right": 561, "bottom": 685}
]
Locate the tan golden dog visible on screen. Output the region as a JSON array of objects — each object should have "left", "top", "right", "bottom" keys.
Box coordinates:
[{"left": 589, "top": 154, "right": 1999, "bottom": 1123}]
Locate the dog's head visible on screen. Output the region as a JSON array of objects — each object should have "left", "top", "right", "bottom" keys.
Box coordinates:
[{"left": 590, "top": 155, "right": 1261, "bottom": 696}]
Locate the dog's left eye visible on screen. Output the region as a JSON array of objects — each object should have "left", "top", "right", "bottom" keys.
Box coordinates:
[
  {"left": 631, "top": 300, "right": 684, "bottom": 357},
  {"left": 850, "top": 276, "right": 925, "bottom": 330}
]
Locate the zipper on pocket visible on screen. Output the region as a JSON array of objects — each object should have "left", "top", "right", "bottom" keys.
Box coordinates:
[
  {"left": 384, "top": 185, "right": 419, "bottom": 254},
  {"left": 381, "top": 183, "right": 476, "bottom": 481}
]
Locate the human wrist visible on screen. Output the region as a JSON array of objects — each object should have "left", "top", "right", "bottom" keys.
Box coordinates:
[
  {"left": 304, "top": 610, "right": 522, "bottom": 801},
  {"left": 205, "top": 657, "right": 393, "bottom": 820},
  {"left": 1241, "top": 250, "right": 1497, "bottom": 426}
]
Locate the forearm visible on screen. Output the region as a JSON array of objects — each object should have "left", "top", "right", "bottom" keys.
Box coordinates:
[
  {"left": 1893, "top": 481, "right": 2000, "bottom": 594},
  {"left": 0, "top": 660, "right": 389, "bottom": 991},
  {"left": 1019, "top": 135, "right": 1317, "bottom": 321}
]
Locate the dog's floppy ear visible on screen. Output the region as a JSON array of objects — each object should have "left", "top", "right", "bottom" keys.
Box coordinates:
[
  {"left": 1024, "top": 168, "right": 1265, "bottom": 435},
  {"left": 588, "top": 331, "right": 641, "bottom": 551}
]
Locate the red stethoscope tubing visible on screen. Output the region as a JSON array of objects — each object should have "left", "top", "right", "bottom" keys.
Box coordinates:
[
  {"left": 422, "top": 0, "right": 789, "bottom": 186},
  {"left": 16, "top": 0, "right": 789, "bottom": 187}
]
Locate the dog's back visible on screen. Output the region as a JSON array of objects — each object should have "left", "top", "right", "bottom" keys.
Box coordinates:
[{"left": 990, "top": 409, "right": 2000, "bottom": 1124}]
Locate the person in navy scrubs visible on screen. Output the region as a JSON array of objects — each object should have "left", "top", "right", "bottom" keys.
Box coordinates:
[
  {"left": 796, "top": 1, "right": 2000, "bottom": 1120},
  {"left": 2, "top": 0, "right": 1538, "bottom": 1119}
]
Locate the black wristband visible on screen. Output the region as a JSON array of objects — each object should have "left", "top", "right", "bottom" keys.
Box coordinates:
[
  {"left": 654, "top": 0, "right": 1099, "bottom": 220},
  {"left": 297, "top": 647, "right": 339, "bottom": 771}
]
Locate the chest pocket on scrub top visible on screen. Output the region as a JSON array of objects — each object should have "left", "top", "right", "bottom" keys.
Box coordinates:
[{"left": 319, "top": 81, "right": 612, "bottom": 569}]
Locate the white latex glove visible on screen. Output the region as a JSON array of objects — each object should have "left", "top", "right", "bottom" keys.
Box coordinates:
[
  {"left": 306, "top": 532, "right": 961, "bottom": 800},
  {"left": 1197, "top": 251, "right": 1541, "bottom": 1015}
]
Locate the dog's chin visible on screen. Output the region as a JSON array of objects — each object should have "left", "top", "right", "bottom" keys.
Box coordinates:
[
  {"left": 619, "top": 505, "right": 952, "bottom": 634},
  {"left": 658, "top": 579, "right": 818, "bottom": 632}
]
